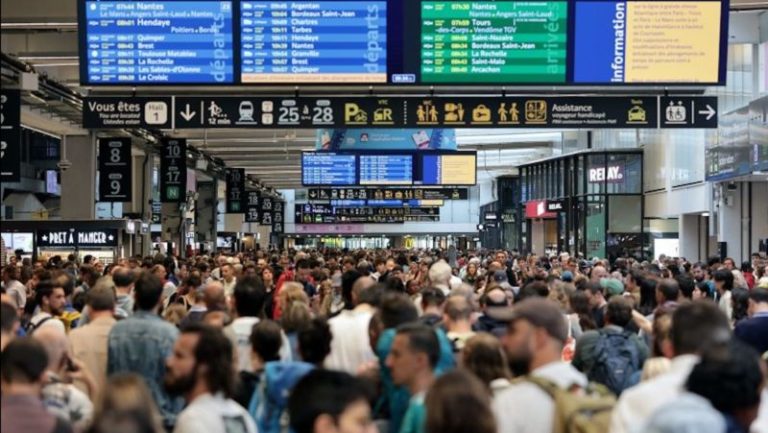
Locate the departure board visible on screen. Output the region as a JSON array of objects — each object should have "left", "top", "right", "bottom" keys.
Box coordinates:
[
  {"left": 82, "top": 1, "right": 234, "bottom": 84},
  {"left": 302, "top": 153, "right": 357, "bottom": 185},
  {"left": 420, "top": 153, "right": 476, "bottom": 185},
  {"left": 240, "top": 0, "right": 387, "bottom": 83},
  {"left": 420, "top": 1, "right": 568, "bottom": 83},
  {"left": 359, "top": 155, "right": 413, "bottom": 185}
]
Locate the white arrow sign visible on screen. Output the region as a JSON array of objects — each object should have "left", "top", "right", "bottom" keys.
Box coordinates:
[
  {"left": 698, "top": 104, "right": 716, "bottom": 121},
  {"left": 180, "top": 104, "right": 196, "bottom": 122}
]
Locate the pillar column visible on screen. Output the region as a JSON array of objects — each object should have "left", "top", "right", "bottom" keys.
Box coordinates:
[
  {"left": 195, "top": 181, "right": 217, "bottom": 246},
  {"left": 161, "top": 203, "right": 182, "bottom": 257},
  {"left": 61, "top": 134, "right": 96, "bottom": 220},
  {"left": 123, "top": 151, "right": 153, "bottom": 256}
]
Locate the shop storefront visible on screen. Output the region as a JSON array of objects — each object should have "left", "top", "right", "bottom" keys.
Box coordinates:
[
  {"left": 517, "top": 150, "right": 645, "bottom": 261},
  {"left": 2, "top": 220, "right": 141, "bottom": 264}
]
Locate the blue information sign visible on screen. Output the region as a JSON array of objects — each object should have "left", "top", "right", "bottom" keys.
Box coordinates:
[
  {"left": 302, "top": 153, "right": 356, "bottom": 186},
  {"left": 83, "top": 0, "right": 234, "bottom": 84},
  {"left": 359, "top": 154, "right": 413, "bottom": 185},
  {"left": 240, "top": 0, "right": 387, "bottom": 84}
]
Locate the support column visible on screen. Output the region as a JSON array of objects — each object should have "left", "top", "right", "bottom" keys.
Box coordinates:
[
  {"left": 679, "top": 214, "right": 700, "bottom": 262},
  {"left": 717, "top": 182, "right": 743, "bottom": 263},
  {"left": 195, "top": 181, "right": 217, "bottom": 247},
  {"left": 123, "top": 152, "right": 153, "bottom": 256},
  {"left": 161, "top": 203, "right": 183, "bottom": 257},
  {"left": 61, "top": 134, "right": 96, "bottom": 220}
]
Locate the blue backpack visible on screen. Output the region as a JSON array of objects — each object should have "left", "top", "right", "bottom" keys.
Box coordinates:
[
  {"left": 248, "top": 361, "right": 315, "bottom": 433},
  {"left": 587, "top": 330, "right": 642, "bottom": 396}
]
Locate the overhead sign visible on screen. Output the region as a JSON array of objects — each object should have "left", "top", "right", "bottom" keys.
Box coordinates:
[
  {"left": 37, "top": 228, "right": 119, "bottom": 248},
  {"left": 80, "top": 1, "right": 234, "bottom": 85},
  {"left": 0, "top": 89, "right": 21, "bottom": 182},
  {"left": 302, "top": 153, "right": 356, "bottom": 186},
  {"left": 359, "top": 154, "right": 413, "bottom": 186},
  {"left": 225, "top": 168, "right": 245, "bottom": 213},
  {"left": 245, "top": 190, "right": 260, "bottom": 223},
  {"left": 659, "top": 96, "right": 719, "bottom": 129},
  {"left": 83, "top": 96, "right": 716, "bottom": 129},
  {"left": 308, "top": 187, "right": 468, "bottom": 201},
  {"left": 83, "top": 97, "right": 172, "bottom": 128},
  {"left": 98, "top": 137, "right": 133, "bottom": 202},
  {"left": 272, "top": 200, "right": 284, "bottom": 234},
  {"left": 260, "top": 196, "right": 274, "bottom": 225},
  {"left": 160, "top": 138, "right": 187, "bottom": 202},
  {"left": 296, "top": 203, "right": 440, "bottom": 224}
]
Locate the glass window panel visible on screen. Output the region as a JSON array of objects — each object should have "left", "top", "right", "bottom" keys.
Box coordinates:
[
  {"left": 608, "top": 196, "right": 642, "bottom": 233},
  {"left": 587, "top": 153, "right": 606, "bottom": 195}
]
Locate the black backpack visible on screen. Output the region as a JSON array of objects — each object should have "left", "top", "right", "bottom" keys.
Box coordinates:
[{"left": 587, "top": 330, "right": 642, "bottom": 395}]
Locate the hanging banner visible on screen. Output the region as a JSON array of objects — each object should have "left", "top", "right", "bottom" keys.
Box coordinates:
[
  {"left": 98, "top": 137, "right": 133, "bottom": 202},
  {"left": 245, "top": 191, "right": 260, "bottom": 223},
  {"left": 260, "top": 196, "right": 274, "bottom": 226},
  {"left": 160, "top": 138, "right": 187, "bottom": 203},
  {"left": 225, "top": 168, "right": 245, "bottom": 213},
  {"left": 316, "top": 129, "right": 457, "bottom": 151},
  {"left": 272, "top": 200, "right": 284, "bottom": 234},
  {"left": 1, "top": 89, "right": 21, "bottom": 182}
]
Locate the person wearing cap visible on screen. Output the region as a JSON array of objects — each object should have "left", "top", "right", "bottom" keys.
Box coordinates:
[
  {"left": 490, "top": 298, "right": 588, "bottom": 433},
  {"left": 602, "top": 278, "right": 625, "bottom": 299}
]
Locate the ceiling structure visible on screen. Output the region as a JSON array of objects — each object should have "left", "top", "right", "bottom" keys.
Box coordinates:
[{"left": 1, "top": 0, "right": 763, "bottom": 189}]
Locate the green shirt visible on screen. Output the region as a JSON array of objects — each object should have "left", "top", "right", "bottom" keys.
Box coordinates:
[{"left": 399, "top": 392, "right": 426, "bottom": 433}]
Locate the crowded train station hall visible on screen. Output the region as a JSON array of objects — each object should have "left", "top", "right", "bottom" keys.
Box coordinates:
[{"left": 1, "top": 0, "right": 768, "bottom": 432}]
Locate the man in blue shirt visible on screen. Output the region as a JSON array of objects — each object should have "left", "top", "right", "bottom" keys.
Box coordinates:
[
  {"left": 108, "top": 272, "right": 181, "bottom": 429},
  {"left": 734, "top": 288, "right": 768, "bottom": 356}
]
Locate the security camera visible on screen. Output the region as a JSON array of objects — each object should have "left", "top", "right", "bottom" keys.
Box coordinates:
[{"left": 57, "top": 159, "right": 73, "bottom": 172}]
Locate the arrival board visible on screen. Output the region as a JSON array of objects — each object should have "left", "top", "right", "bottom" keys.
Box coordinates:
[{"left": 82, "top": 0, "right": 234, "bottom": 84}]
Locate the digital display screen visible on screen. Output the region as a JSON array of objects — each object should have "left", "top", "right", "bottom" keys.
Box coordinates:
[
  {"left": 421, "top": 1, "right": 567, "bottom": 83},
  {"left": 82, "top": 0, "right": 234, "bottom": 84},
  {"left": 302, "top": 152, "right": 357, "bottom": 185},
  {"left": 240, "top": 1, "right": 387, "bottom": 83},
  {"left": 359, "top": 154, "right": 413, "bottom": 185},
  {"left": 79, "top": 0, "right": 728, "bottom": 86},
  {"left": 574, "top": 1, "right": 723, "bottom": 84},
  {"left": 420, "top": 153, "right": 476, "bottom": 185}
]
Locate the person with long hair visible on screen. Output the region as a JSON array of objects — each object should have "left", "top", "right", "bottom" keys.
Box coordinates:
[
  {"left": 461, "top": 333, "right": 513, "bottom": 393},
  {"left": 568, "top": 290, "right": 597, "bottom": 332},
  {"left": 88, "top": 373, "right": 164, "bottom": 433},
  {"left": 279, "top": 282, "right": 312, "bottom": 360},
  {"left": 425, "top": 369, "right": 496, "bottom": 433}
]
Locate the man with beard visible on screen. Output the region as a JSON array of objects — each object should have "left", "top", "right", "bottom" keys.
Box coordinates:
[
  {"left": 489, "top": 298, "right": 588, "bottom": 433},
  {"left": 165, "top": 323, "right": 257, "bottom": 433},
  {"left": 27, "top": 280, "right": 67, "bottom": 334}
]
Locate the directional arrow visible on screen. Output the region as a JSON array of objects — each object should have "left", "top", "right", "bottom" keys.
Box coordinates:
[
  {"left": 698, "top": 104, "right": 716, "bottom": 121},
  {"left": 180, "top": 104, "right": 196, "bottom": 122}
]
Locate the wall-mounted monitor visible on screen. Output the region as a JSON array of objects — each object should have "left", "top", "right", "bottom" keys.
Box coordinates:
[{"left": 301, "top": 152, "right": 357, "bottom": 186}]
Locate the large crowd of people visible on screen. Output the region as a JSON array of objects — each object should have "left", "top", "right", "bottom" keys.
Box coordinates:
[{"left": 1, "top": 248, "right": 768, "bottom": 433}]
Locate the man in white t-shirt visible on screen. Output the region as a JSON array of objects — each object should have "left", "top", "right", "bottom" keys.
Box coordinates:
[
  {"left": 325, "top": 275, "right": 377, "bottom": 373},
  {"left": 165, "top": 322, "right": 257, "bottom": 433},
  {"left": 224, "top": 276, "right": 291, "bottom": 372},
  {"left": 27, "top": 280, "right": 67, "bottom": 335},
  {"left": 2, "top": 265, "right": 27, "bottom": 311}
]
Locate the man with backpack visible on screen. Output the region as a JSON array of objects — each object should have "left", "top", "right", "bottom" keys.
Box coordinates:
[
  {"left": 490, "top": 298, "right": 614, "bottom": 433},
  {"left": 572, "top": 296, "right": 649, "bottom": 395},
  {"left": 26, "top": 280, "right": 67, "bottom": 335}
]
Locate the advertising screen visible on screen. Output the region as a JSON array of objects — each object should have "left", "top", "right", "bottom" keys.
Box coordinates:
[
  {"left": 80, "top": 0, "right": 728, "bottom": 86},
  {"left": 420, "top": 153, "right": 477, "bottom": 185},
  {"left": 316, "top": 129, "right": 457, "bottom": 151},
  {"left": 301, "top": 152, "right": 357, "bottom": 185},
  {"left": 359, "top": 154, "right": 413, "bottom": 185},
  {"left": 81, "top": 0, "right": 235, "bottom": 84}
]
